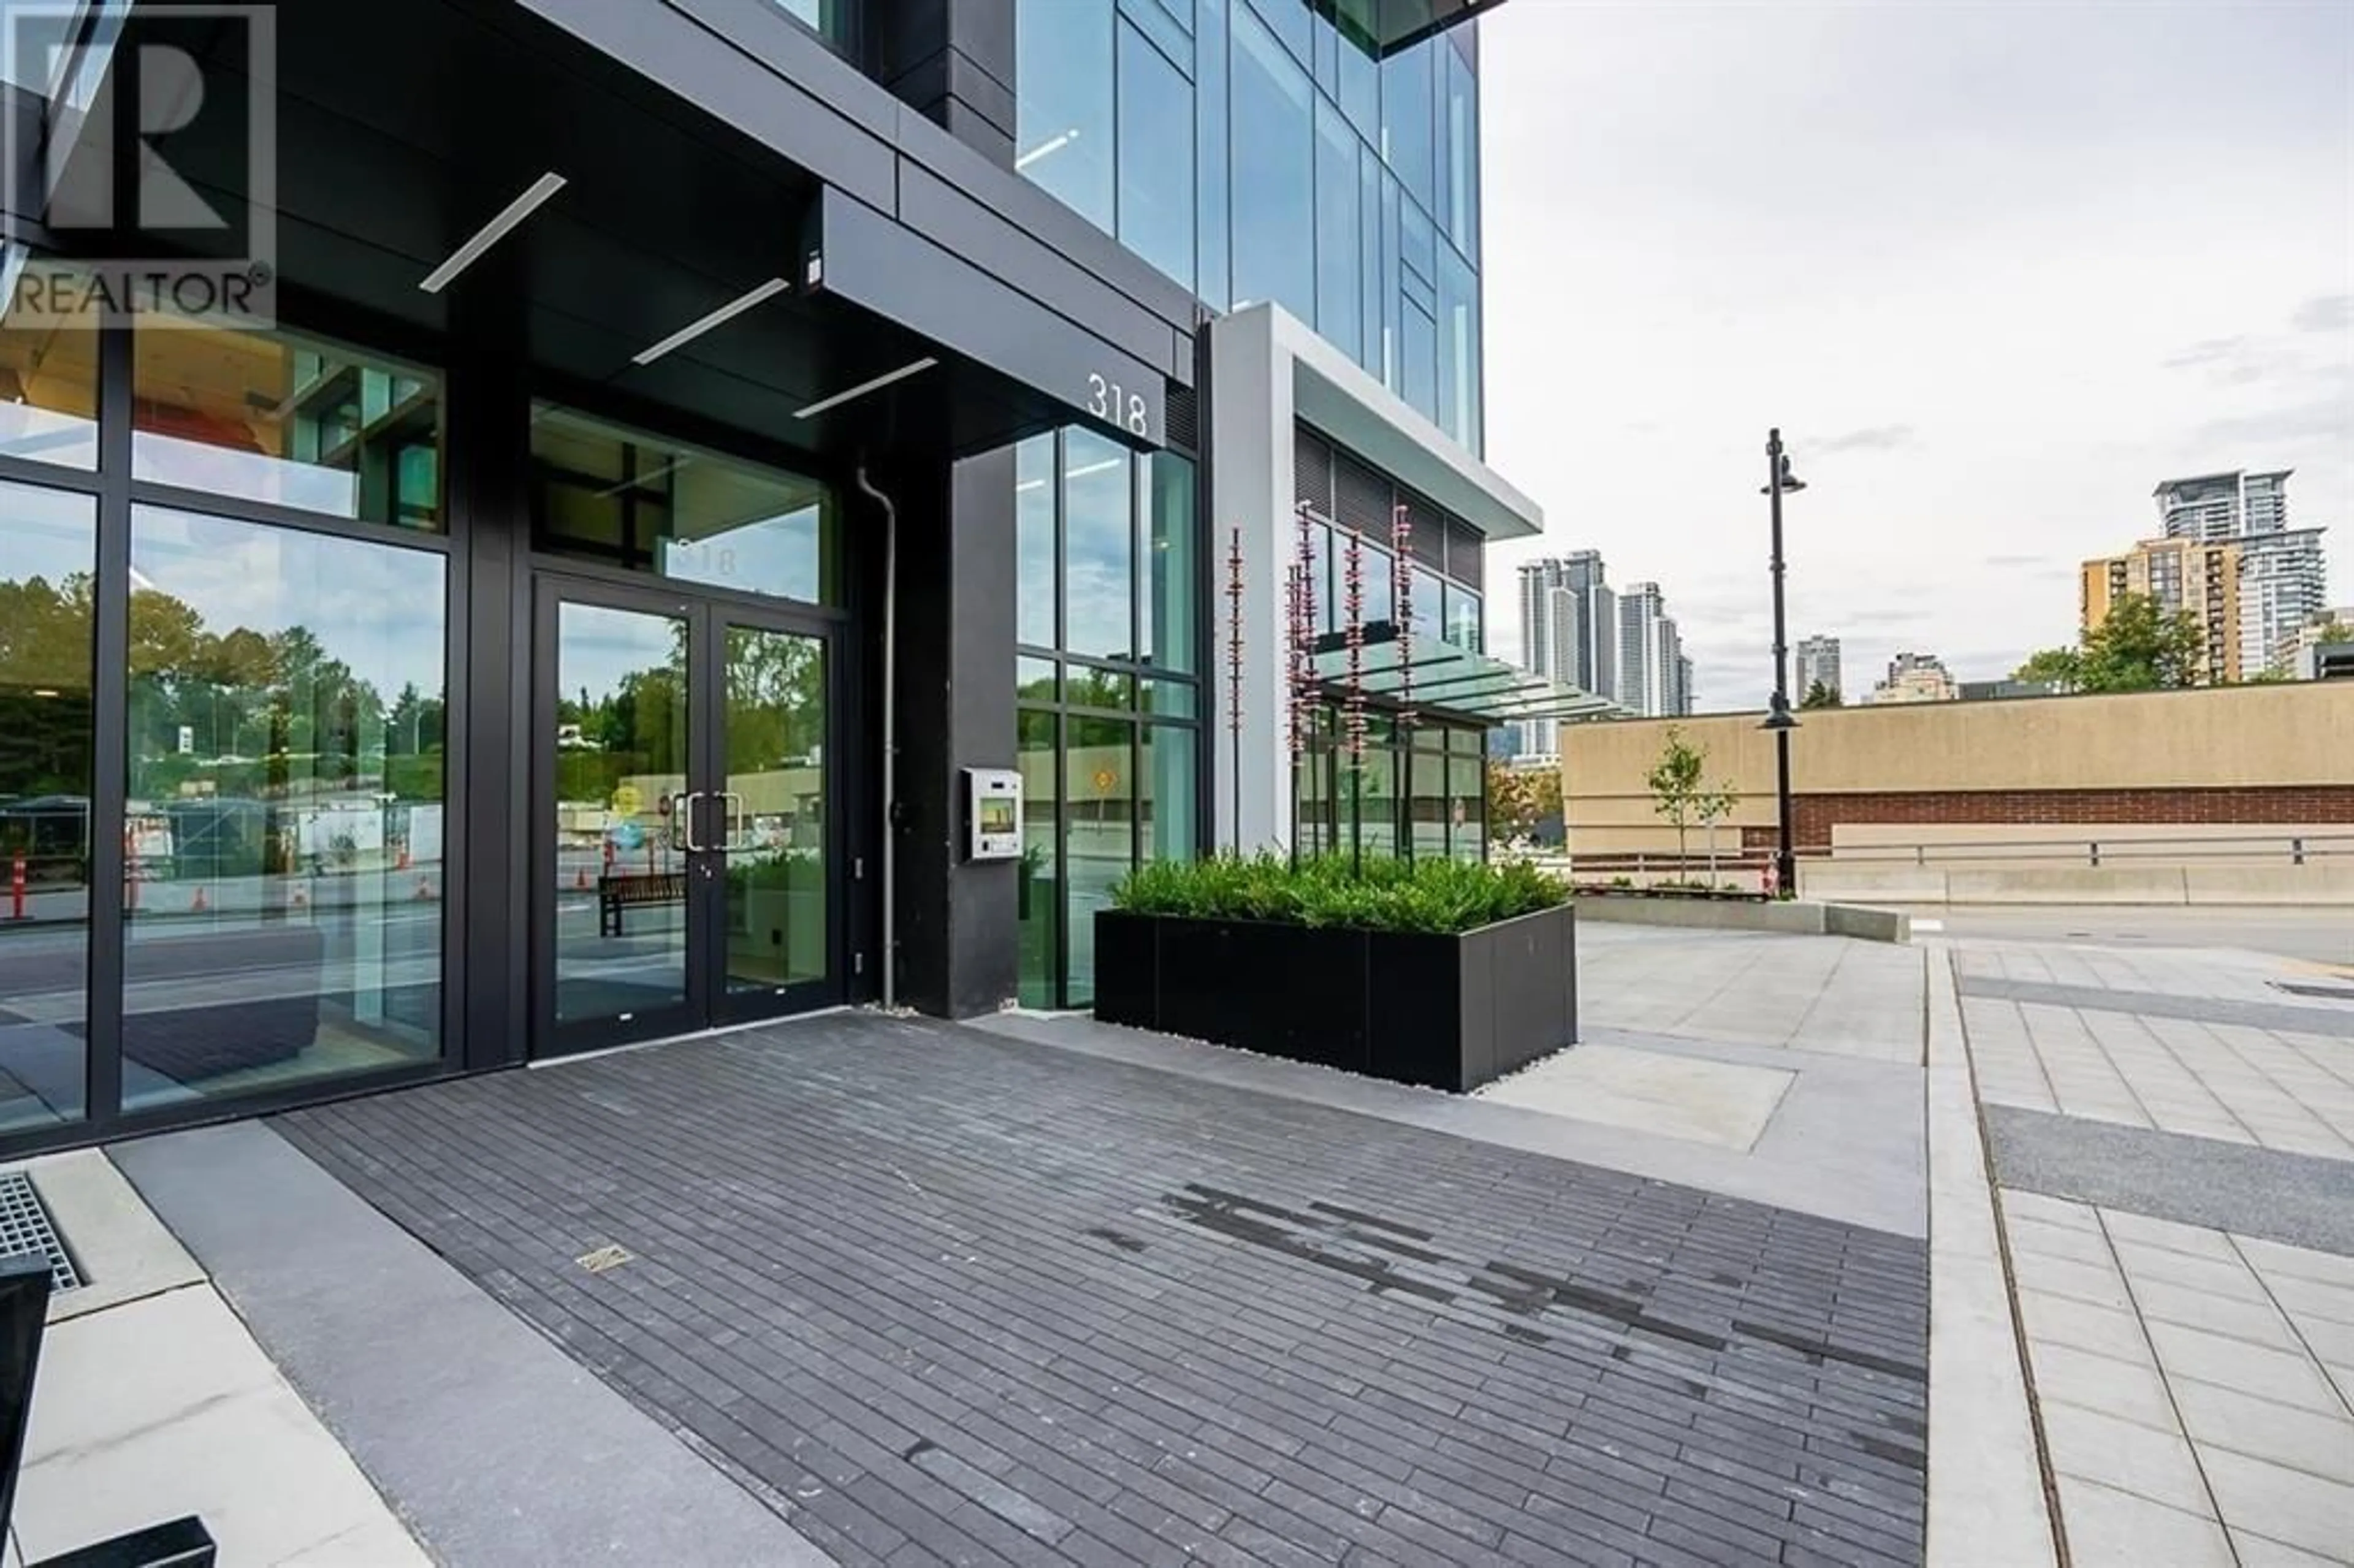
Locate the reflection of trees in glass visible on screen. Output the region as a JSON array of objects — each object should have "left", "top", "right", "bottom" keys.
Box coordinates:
[
  {"left": 123, "top": 583, "right": 444, "bottom": 802},
  {"left": 727, "top": 630, "right": 823, "bottom": 768},
  {"left": 0, "top": 568, "right": 96, "bottom": 799},
  {"left": 554, "top": 619, "right": 690, "bottom": 802}
]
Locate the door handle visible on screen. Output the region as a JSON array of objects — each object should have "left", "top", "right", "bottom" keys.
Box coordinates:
[{"left": 674, "top": 790, "right": 703, "bottom": 853}]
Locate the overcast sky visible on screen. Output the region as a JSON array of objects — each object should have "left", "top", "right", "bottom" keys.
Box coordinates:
[{"left": 1478, "top": 0, "right": 2354, "bottom": 710}]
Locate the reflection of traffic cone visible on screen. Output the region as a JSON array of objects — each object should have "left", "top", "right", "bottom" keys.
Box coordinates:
[
  {"left": 190, "top": 885, "right": 208, "bottom": 913},
  {"left": 395, "top": 845, "right": 411, "bottom": 871},
  {"left": 574, "top": 865, "right": 590, "bottom": 891}
]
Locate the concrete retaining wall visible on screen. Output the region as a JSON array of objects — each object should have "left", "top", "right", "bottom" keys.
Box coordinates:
[
  {"left": 1571, "top": 896, "right": 1911, "bottom": 943},
  {"left": 1801, "top": 863, "right": 2354, "bottom": 906}
]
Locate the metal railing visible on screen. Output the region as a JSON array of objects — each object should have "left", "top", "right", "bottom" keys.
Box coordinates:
[{"left": 1528, "top": 830, "right": 2354, "bottom": 880}]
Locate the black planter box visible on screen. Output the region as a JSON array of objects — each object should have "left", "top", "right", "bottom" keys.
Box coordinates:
[{"left": 1094, "top": 904, "right": 1576, "bottom": 1093}]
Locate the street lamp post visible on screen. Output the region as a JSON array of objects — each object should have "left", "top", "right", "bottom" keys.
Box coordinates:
[{"left": 1760, "top": 429, "right": 1805, "bottom": 898}]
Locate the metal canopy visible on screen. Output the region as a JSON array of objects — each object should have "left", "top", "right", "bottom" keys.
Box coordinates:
[{"left": 1308, "top": 637, "right": 1622, "bottom": 725}]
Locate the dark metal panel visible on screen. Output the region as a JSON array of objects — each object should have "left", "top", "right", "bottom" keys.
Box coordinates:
[
  {"left": 893, "top": 164, "right": 1182, "bottom": 382},
  {"left": 85, "top": 325, "right": 133, "bottom": 1125},
  {"left": 508, "top": 0, "right": 898, "bottom": 210},
  {"left": 810, "top": 188, "right": 1169, "bottom": 449}
]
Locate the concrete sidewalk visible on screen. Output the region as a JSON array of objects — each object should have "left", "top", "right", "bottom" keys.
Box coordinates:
[
  {"left": 9, "top": 1150, "right": 426, "bottom": 1567},
  {"left": 1946, "top": 933, "right": 2354, "bottom": 1566}
]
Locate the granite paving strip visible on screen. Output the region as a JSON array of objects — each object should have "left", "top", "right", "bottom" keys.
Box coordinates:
[
  {"left": 278, "top": 1011, "right": 1930, "bottom": 1568},
  {"left": 1986, "top": 1106, "right": 2354, "bottom": 1255},
  {"left": 1957, "top": 975, "right": 2354, "bottom": 1040}
]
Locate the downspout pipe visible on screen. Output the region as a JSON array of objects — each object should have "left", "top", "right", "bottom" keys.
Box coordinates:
[{"left": 855, "top": 465, "right": 897, "bottom": 1011}]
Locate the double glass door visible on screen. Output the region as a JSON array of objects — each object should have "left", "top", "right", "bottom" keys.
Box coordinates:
[{"left": 536, "top": 577, "right": 837, "bottom": 1056}]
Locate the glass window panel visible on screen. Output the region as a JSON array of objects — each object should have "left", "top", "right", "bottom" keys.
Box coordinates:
[
  {"left": 1065, "top": 665, "right": 1135, "bottom": 710},
  {"left": 1449, "top": 752, "right": 1486, "bottom": 861},
  {"left": 1337, "top": 15, "right": 1379, "bottom": 139},
  {"left": 0, "top": 303, "right": 97, "bottom": 469},
  {"left": 1401, "top": 297, "right": 1437, "bottom": 422},
  {"left": 1356, "top": 145, "right": 1383, "bottom": 377},
  {"left": 1314, "top": 100, "right": 1362, "bottom": 361},
  {"left": 722, "top": 626, "right": 828, "bottom": 995},
  {"left": 1140, "top": 679, "right": 1197, "bottom": 718},
  {"left": 1062, "top": 430, "right": 1134, "bottom": 659},
  {"left": 1444, "top": 583, "right": 1482, "bottom": 650},
  {"left": 1330, "top": 530, "right": 1393, "bottom": 630},
  {"left": 1140, "top": 724, "right": 1196, "bottom": 864},
  {"left": 1121, "top": 0, "right": 1194, "bottom": 63},
  {"left": 1241, "top": 0, "right": 1311, "bottom": 62},
  {"left": 1017, "top": 710, "right": 1060, "bottom": 1008},
  {"left": 1381, "top": 40, "right": 1434, "bottom": 212},
  {"left": 1017, "top": 655, "right": 1058, "bottom": 704},
  {"left": 1063, "top": 715, "right": 1135, "bottom": 1008},
  {"left": 0, "top": 484, "right": 97, "bottom": 1130},
  {"left": 1231, "top": 7, "right": 1316, "bottom": 322},
  {"left": 1306, "top": 521, "right": 1335, "bottom": 636},
  {"left": 1438, "top": 241, "right": 1481, "bottom": 451},
  {"left": 530, "top": 405, "right": 834, "bottom": 605},
  {"left": 123, "top": 508, "right": 448, "bottom": 1109},
  {"left": 1339, "top": 747, "right": 1397, "bottom": 860},
  {"left": 551, "top": 603, "right": 687, "bottom": 1026},
  {"left": 1444, "top": 46, "right": 1480, "bottom": 259},
  {"left": 1195, "top": 0, "right": 1232, "bottom": 309},
  {"left": 1117, "top": 21, "right": 1196, "bottom": 290},
  {"left": 1016, "top": 0, "right": 1116, "bottom": 234},
  {"left": 1016, "top": 434, "right": 1056, "bottom": 648},
  {"left": 1400, "top": 196, "right": 1438, "bottom": 296},
  {"left": 1295, "top": 740, "right": 1329, "bottom": 855},
  {"left": 1145, "top": 452, "right": 1197, "bottom": 673},
  {"left": 1379, "top": 172, "right": 1402, "bottom": 392},
  {"left": 1411, "top": 745, "right": 1447, "bottom": 861},
  {"left": 134, "top": 320, "right": 444, "bottom": 529},
  {"left": 1409, "top": 565, "right": 1444, "bottom": 643}
]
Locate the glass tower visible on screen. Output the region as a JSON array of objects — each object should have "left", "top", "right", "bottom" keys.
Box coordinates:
[{"left": 1013, "top": 0, "right": 1484, "bottom": 454}]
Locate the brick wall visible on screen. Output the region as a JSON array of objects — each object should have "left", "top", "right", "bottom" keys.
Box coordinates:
[{"left": 1739, "top": 786, "right": 2354, "bottom": 851}]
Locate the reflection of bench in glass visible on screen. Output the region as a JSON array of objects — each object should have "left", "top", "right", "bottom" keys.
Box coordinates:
[{"left": 598, "top": 872, "right": 685, "bottom": 937}]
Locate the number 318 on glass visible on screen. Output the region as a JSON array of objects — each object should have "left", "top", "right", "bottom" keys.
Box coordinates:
[{"left": 1087, "top": 373, "right": 1150, "bottom": 436}]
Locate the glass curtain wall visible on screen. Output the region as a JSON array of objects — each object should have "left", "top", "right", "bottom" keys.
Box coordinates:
[
  {"left": 0, "top": 287, "right": 452, "bottom": 1139},
  {"left": 1014, "top": 430, "right": 1201, "bottom": 1009},
  {"left": 1013, "top": 0, "right": 1485, "bottom": 453},
  {"left": 1295, "top": 711, "right": 1485, "bottom": 866}
]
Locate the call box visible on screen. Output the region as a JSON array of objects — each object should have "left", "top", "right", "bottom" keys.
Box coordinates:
[{"left": 964, "top": 768, "right": 1022, "bottom": 861}]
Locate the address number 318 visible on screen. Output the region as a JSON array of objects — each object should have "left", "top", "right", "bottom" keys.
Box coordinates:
[{"left": 1087, "top": 373, "right": 1151, "bottom": 436}]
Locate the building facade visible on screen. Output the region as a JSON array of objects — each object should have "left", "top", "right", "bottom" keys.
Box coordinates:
[
  {"left": 1796, "top": 634, "right": 1843, "bottom": 703},
  {"left": 0, "top": 0, "right": 1556, "bottom": 1154},
  {"left": 2080, "top": 536, "right": 2242, "bottom": 685},
  {"left": 2144, "top": 469, "right": 2329, "bottom": 677},
  {"left": 1612, "top": 580, "right": 1688, "bottom": 717},
  {"left": 1865, "top": 652, "right": 1960, "bottom": 705}
]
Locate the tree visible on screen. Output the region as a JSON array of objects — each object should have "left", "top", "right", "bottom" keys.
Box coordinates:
[
  {"left": 2015, "top": 592, "right": 2203, "bottom": 695},
  {"left": 1645, "top": 726, "right": 1724, "bottom": 867},
  {"left": 2013, "top": 646, "right": 2083, "bottom": 691},
  {"left": 2079, "top": 592, "right": 2203, "bottom": 693},
  {"left": 1799, "top": 679, "right": 1842, "bottom": 710}
]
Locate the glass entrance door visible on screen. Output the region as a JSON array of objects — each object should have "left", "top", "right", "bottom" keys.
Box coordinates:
[{"left": 536, "top": 580, "right": 836, "bottom": 1057}]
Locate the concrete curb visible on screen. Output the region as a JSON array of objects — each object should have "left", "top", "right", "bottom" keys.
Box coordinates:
[
  {"left": 1569, "top": 895, "right": 1910, "bottom": 943},
  {"left": 1923, "top": 943, "right": 2060, "bottom": 1566}
]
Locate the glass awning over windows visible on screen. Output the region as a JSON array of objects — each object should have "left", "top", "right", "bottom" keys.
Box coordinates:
[{"left": 1307, "top": 636, "right": 1623, "bottom": 725}]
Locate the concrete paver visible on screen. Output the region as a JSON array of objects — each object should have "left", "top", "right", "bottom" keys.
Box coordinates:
[
  {"left": 2000, "top": 1190, "right": 2354, "bottom": 1566},
  {"left": 275, "top": 1010, "right": 1932, "bottom": 1568},
  {"left": 1577, "top": 924, "right": 1924, "bottom": 1063}
]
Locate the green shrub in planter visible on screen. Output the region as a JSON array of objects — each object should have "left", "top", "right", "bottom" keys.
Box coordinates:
[{"left": 1111, "top": 853, "right": 1568, "bottom": 936}]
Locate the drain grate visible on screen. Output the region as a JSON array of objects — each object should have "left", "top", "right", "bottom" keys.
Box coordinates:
[{"left": 0, "top": 1170, "right": 81, "bottom": 1293}]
